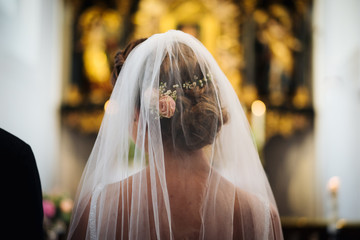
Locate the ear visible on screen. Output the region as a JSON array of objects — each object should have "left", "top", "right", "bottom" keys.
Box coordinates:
[
  {"left": 131, "top": 108, "right": 140, "bottom": 143},
  {"left": 134, "top": 108, "right": 140, "bottom": 122}
]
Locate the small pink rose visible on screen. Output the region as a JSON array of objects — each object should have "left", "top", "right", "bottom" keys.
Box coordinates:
[
  {"left": 43, "top": 199, "right": 56, "bottom": 218},
  {"left": 159, "top": 95, "right": 176, "bottom": 118}
]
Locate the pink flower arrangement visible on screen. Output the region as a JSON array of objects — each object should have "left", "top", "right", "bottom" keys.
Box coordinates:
[
  {"left": 43, "top": 199, "right": 56, "bottom": 218},
  {"left": 159, "top": 95, "right": 176, "bottom": 118},
  {"left": 43, "top": 194, "right": 74, "bottom": 239}
]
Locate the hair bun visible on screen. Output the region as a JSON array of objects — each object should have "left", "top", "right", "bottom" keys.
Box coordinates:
[
  {"left": 177, "top": 96, "right": 228, "bottom": 151},
  {"left": 114, "top": 50, "right": 125, "bottom": 68},
  {"left": 111, "top": 50, "right": 125, "bottom": 86}
]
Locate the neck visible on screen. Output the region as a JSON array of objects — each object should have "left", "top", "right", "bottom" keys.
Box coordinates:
[{"left": 163, "top": 147, "right": 211, "bottom": 173}]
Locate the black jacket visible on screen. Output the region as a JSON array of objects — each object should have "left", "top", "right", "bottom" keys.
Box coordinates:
[{"left": 0, "top": 128, "right": 44, "bottom": 240}]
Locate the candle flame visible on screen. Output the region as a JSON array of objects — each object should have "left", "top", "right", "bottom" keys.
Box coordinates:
[
  {"left": 251, "top": 100, "right": 266, "bottom": 116},
  {"left": 327, "top": 176, "right": 340, "bottom": 194}
]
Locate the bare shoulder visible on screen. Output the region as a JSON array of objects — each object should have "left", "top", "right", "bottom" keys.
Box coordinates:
[
  {"left": 211, "top": 170, "right": 258, "bottom": 202},
  {"left": 224, "top": 175, "right": 281, "bottom": 239},
  {"left": 211, "top": 170, "right": 279, "bottom": 214},
  {"left": 101, "top": 167, "right": 150, "bottom": 205}
]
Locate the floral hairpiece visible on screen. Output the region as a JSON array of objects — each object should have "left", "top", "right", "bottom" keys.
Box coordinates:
[
  {"left": 157, "top": 73, "right": 211, "bottom": 118},
  {"left": 158, "top": 82, "right": 177, "bottom": 118},
  {"left": 182, "top": 73, "right": 211, "bottom": 90}
]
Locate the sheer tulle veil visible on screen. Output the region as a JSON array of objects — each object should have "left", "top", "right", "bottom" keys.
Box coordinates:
[{"left": 67, "top": 30, "right": 283, "bottom": 240}]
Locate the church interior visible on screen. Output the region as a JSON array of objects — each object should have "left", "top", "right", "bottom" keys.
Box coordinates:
[{"left": 1, "top": 0, "right": 360, "bottom": 239}]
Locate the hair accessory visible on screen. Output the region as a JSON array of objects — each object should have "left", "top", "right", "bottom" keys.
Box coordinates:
[
  {"left": 158, "top": 82, "right": 177, "bottom": 118},
  {"left": 157, "top": 74, "right": 211, "bottom": 118},
  {"left": 159, "top": 82, "right": 177, "bottom": 101},
  {"left": 182, "top": 74, "right": 211, "bottom": 90}
]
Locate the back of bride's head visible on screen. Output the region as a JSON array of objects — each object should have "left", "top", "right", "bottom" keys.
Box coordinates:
[
  {"left": 158, "top": 43, "right": 228, "bottom": 151},
  {"left": 112, "top": 35, "right": 228, "bottom": 152}
]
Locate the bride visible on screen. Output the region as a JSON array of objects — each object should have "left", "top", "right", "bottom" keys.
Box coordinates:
[{"left": 67, "top": 30, "right": 283, "bottom": 240}]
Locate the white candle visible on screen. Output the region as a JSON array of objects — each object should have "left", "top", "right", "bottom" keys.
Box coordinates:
[
  {"left": 327, "top": 176, "right": 340, "bottom": 195},
  {"left": 327, "top": 176, "right": 340, "bottom": 233},
  {"left": 251, "top": 100, "right": 266, "bottom": 150}
]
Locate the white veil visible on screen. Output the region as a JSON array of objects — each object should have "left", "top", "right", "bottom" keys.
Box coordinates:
[{"left": 67, "top": 30, "right": 283, "bottom": 240}]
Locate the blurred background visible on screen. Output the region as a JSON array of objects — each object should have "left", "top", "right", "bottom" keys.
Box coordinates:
[{"left": 0, "top": 0, "right": 360, "bottom": 239}]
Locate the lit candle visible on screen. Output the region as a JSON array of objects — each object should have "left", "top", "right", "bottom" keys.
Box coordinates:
[
  {"left": 327, "top": 176, "right": 340, "bottom": 234},
  {"left": 251, "top": 100, "right": 266, "bottom": 150},
  {"left": 327, "top": 176, "right": 340, "bottom": 195}
]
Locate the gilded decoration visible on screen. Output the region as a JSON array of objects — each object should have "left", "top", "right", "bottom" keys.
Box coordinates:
[
  {"left": 62, "top": 2, "right": 124, "bottom": 134},
  {"left": 239, "top": 0, "right": 314, "bottom": 146},
  {"left": 62, "top": 0, "right": 313, "bottom": 143},
  {"left": 240, "top": 0, "right": 313, "bottom": 109}
]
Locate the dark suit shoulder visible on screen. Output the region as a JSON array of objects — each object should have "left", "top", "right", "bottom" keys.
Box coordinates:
[
  {"left": 0, "top": 128, "right": 29, "bottom": 147},
  {"left": 0, "top": 128, "right": 44, "bottom": 239},
  {"left": 0, "top": 128, "right": 33, "bottom": 159}
]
